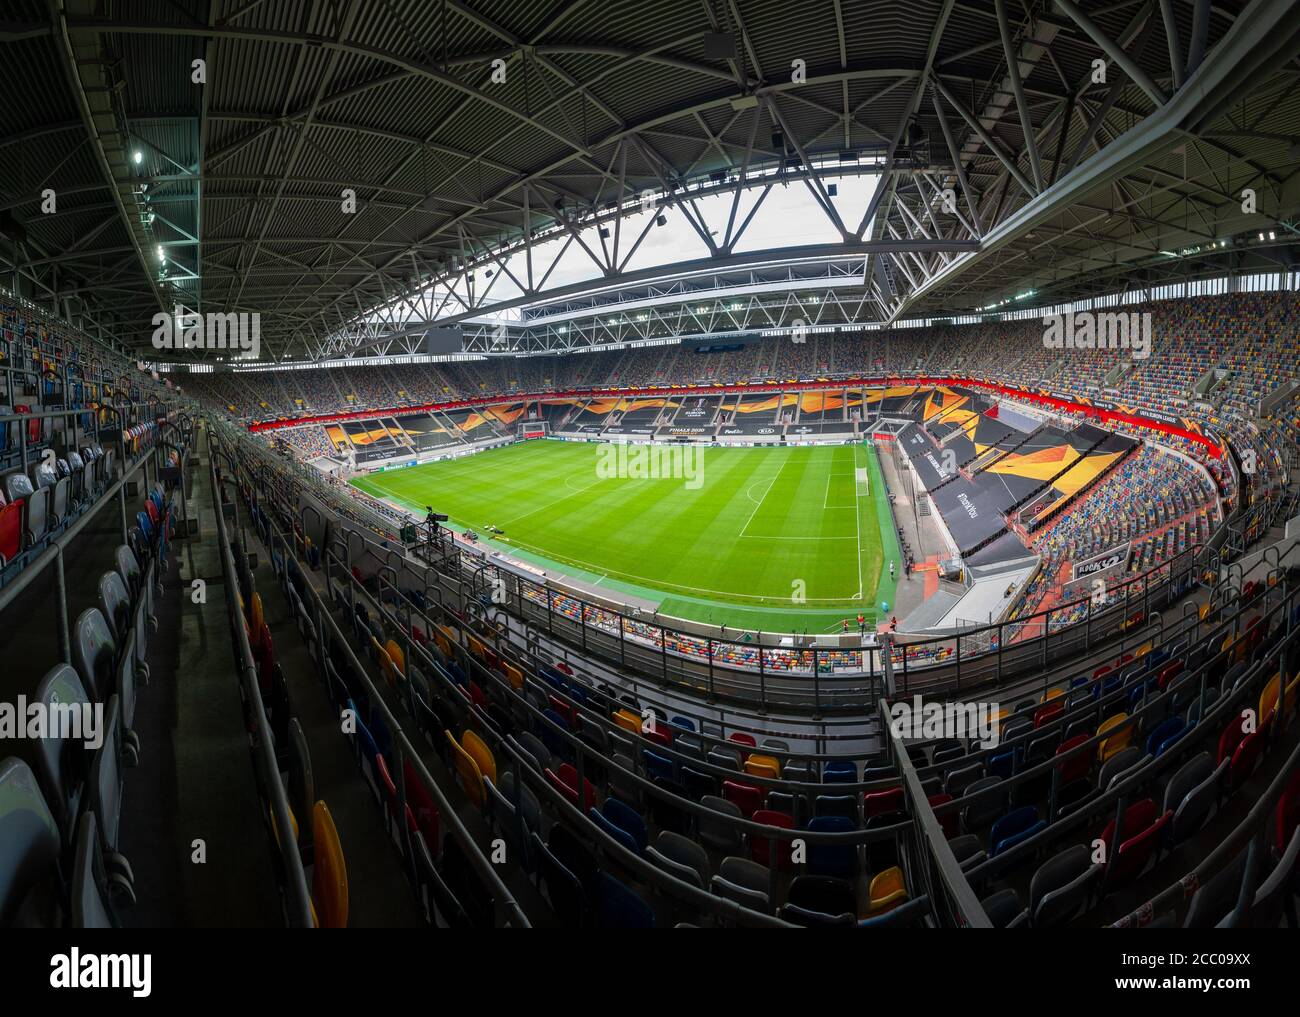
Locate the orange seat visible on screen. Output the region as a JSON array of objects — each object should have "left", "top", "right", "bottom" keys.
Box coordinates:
[{"left": 311, "top": 802, "right": 348, "bottom": 928}]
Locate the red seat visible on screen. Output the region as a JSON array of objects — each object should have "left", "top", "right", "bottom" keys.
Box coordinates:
[
  {"left": 256, "top": 622, "right": 275, "bottom": 691},
  {"left": 404, "top": 757, "right": 440, "bottom": 851},
  {"left": 1217, "top": 711, "right": 1251, "bottom": 765},
  {"left": 928, "top": 793, "right": 958, "bottom": 838},
  {"left": 721, "top": 779, "right": 764, "bottom": 818},
  {"left": 1093, "top": 664, "right": 1113, "bottom": 680},
  {"left": 1230, "top": 729, "right": 1266, "bottom": 789},
  {"left": 750, "top": 809, "right": 795, "bottom": 868},
  {"left": 863, "top": 786, "right": 904, "bottom": 819},
  {"left": 144, "top": 499, "right": 160, "bottom": 526},
  {"left": 548, "top": 694, "right": 576, "bottom": 727},
  {"left": 0, "top": 500, "right": 21, "bottom": 564},
  {"left": 547, "top": 764, "right": 596, "bottom": 813},
  {"left": 1054, "top": 734, "right": 1094, "bottom": 785},
  {"left": 1107, "top": 809, "right": 1172, "bottom": 886},
  {"left": 1099, "top": 798, "right": 1157, "bottom": 855},
  {"left": 1156, "top": 659, "right": 1184, "bottom": 690},
  {"left": 467, "top": 682, "right": 486, "bottom": 708},
  {"left": 1033, "top": 702, "right": 1065, "bottom": 729},
  {"left": 643, "top": 727, "right": 673, "bottom": 748},
  {"left": 728, "top": 732, "right": 757, "bottom": 748}
]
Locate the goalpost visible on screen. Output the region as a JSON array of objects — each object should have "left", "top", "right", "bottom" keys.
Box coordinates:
[{"left": 517, "top": 419, "right": 550, "bottom": 439}]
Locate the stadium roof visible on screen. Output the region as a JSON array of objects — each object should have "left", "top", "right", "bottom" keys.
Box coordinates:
[{"left": 1, "top": 0, "right": 1298, "bottom": 361}]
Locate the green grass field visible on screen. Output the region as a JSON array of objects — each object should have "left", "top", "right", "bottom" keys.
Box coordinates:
[{"left": 351, "top": 439, "right": 900, "bottom": 633}]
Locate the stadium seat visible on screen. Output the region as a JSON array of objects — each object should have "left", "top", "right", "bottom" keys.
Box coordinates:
[
  {"left": 311, "top": 802, "right": 349, "bottom": 928},
  {"left": 0, "top": 757, "right": 63, "bottom": 926}
]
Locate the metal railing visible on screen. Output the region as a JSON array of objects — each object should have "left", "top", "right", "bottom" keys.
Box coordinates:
[{"left": 206, "top": 441, "right": 315, "bottom": 928}]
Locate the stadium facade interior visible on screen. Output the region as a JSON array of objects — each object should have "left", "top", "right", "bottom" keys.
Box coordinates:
[{"left": 2, "top": 0, "right": 1300, "bottom": 950}]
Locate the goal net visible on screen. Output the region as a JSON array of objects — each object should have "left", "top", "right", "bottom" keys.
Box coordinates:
[{"left": 517, "top": 419, "right": 550, "bottom": 439}]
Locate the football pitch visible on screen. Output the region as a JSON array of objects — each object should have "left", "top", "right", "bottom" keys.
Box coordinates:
[{"left": 351, "top": 439, "right": 900, "bottom": 634}]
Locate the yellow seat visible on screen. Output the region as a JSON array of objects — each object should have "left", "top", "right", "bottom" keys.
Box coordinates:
[
  {"left": 250, "top": 592, "right": 264, "bottom": 633},
  {"left": 503, "top": 662, "right": 524, "bottom": 691},
  {"left": 371, "top": 637, "right": 394, "bottom": 685},
  {"left": 867, "top": 866, "right": 908, "bottom": 914},
  {"left": 1135, "top": 642, "right": 1152, "bottom": 658},
  {"left": 433, "top": 632, "right": 451, "bottom": 657},
  {"left": 270, "top": 804, "right": 299, "bottom": 847},
  {"left": 1040, "top": 688, "right": 1063, "bottom": 703},
  {"left": 446, "top": 730, "right": 485, "bottom": 808},
  {"left": 1283, "top": 674, "right": 1300, "bottom": 728},
  {"left": 613, "top": 709, "right": 641, "bottom": 734},
  {"left": 467, "top": 635, "right": 486, "bottom": 660},
  {"left": 1096, "top": 713, "right": 1133, "bottom": 762},
  {"left": 311, "top": 802, "right": 348, "bottom": 928},
  {"left": 1199, "top": 603, "right": 1212, "bottom": 621},
  {"left": 462, "top": 729, "right": 497, "bottom": 786},
  {"left": 744, "top": 754, "right": 781, "bottom": 779},
  {"left": 385, "top": 639, "right": 405, "bottom": 679},
  {"left": 1261, "top": 673, "right": 1281, "bottom": 725}
]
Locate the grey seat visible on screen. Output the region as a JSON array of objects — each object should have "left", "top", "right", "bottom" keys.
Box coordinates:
[
  {"left": 114, "top": 544, "right": 142, "bottom": 603},
  {"left": 1029, "top": 844, "right": 1099, "bottom": 928},
  {"left": 646, "top": 831, "right": 710, "bottom": 890},
  {"left": 72, "top": 607, "right": 117, "bottom": 704},
  {"left": 980, "top": 887, "right": 1027, "bottom": 928},
  {"left": 287, "top": 719, "right": 314, "bottom": 847},
  {"left": 1098, "top": 746, "right": 1145, "bottom": 790},
  {"left": 0, "top": 757, "right": 63, "bottom": 927},
  {"left": 960, "top": 776, "right": 1005, "bottom": 833},
  {"left": 1183, "top": 850, "right": 1247, "bottom": 928},
  {"left": 31, "top": 663, "right": 91, "bottom": 844},
  {"left": 517, "top": 732, "right": 552, "bottom": 773},
  {"left": 1246, "top": 826, "right": 1300, "bottom": 928},
  {"left": 696, "top": 795, "right": 744, "bottom": 854},
  {"left": 707, "top": 748, "right": 742, "bottom": 772},
  {"left": 5, "top": 470, "right": 47, "bottom": 545},
  {"left": 1163, "top": 752, "right": 1225, "bottom": 845},
  {"left": 70, "top": 812, "right": 116, "bottom": 928},
  {"left": 66, "top": 451, "right": 86, "bottom": 504},
  {"left": 98, "top": 571, "right": 132, "bottom": 642},
  {"left": 947, "top": 833, "right": 988, "bottom": 871},
  {"left": 945, "top": 762, "right": 984, "bottom": 797},
  {"left": 30, "top": 460, "right": 68, "bottom": 525},
  {"left": 711, "top": 874, "right": 768, "bottom": 914},
  {"left": 484, "top": 775, "right": 538, "bottom": 874},
  {"left": 608, "top": 752, "right": 640, "bottom": 806}
]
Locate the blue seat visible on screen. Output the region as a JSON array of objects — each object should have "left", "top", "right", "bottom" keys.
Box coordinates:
[
  {"left": 806, "top": 815, "right": 859, "bottom": 878},
  {"left": 597, "top": 872, "right": 654, "bottom": 928},
  {"left": 670, "top": 715, "right": 696, "bottom": 732},
  {"left": 600, "top": 797, "right": 648, "bottom": 853},
  {"left": 539, "top": 708, "right": 569, "bottom": 757},
  {"left": 642, "top": 748, "right": 675, "bottom": 784},
  {"left": 988, "top": 750, "right": 1015, "bottom": 780},
  {"left": 1147, "top": 716, "right": 1186, "bottom": 757},
  {"left": 822, "top": 760, "right": 856, "bottom": 783},
  {"left": 589, "top": 807, "right": 640, "bottom": 855},
  {"left": 990, "top": 806, "right": 1045, "bottom": 855}
]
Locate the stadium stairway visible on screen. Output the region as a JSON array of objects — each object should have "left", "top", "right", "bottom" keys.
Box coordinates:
[
  {"left": 240, "top": 525, "right": 425, "bottom": 927},
  {"left": 217, "top": 453, "right": 550, "bottom": 927},
  {"left": 117, "top": 425, "right": 283, "bottom": 926}
]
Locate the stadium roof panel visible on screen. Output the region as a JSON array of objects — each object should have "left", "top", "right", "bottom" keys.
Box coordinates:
[{"left": 0, "top": 0, "right": 1295, "bottom": 361}]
